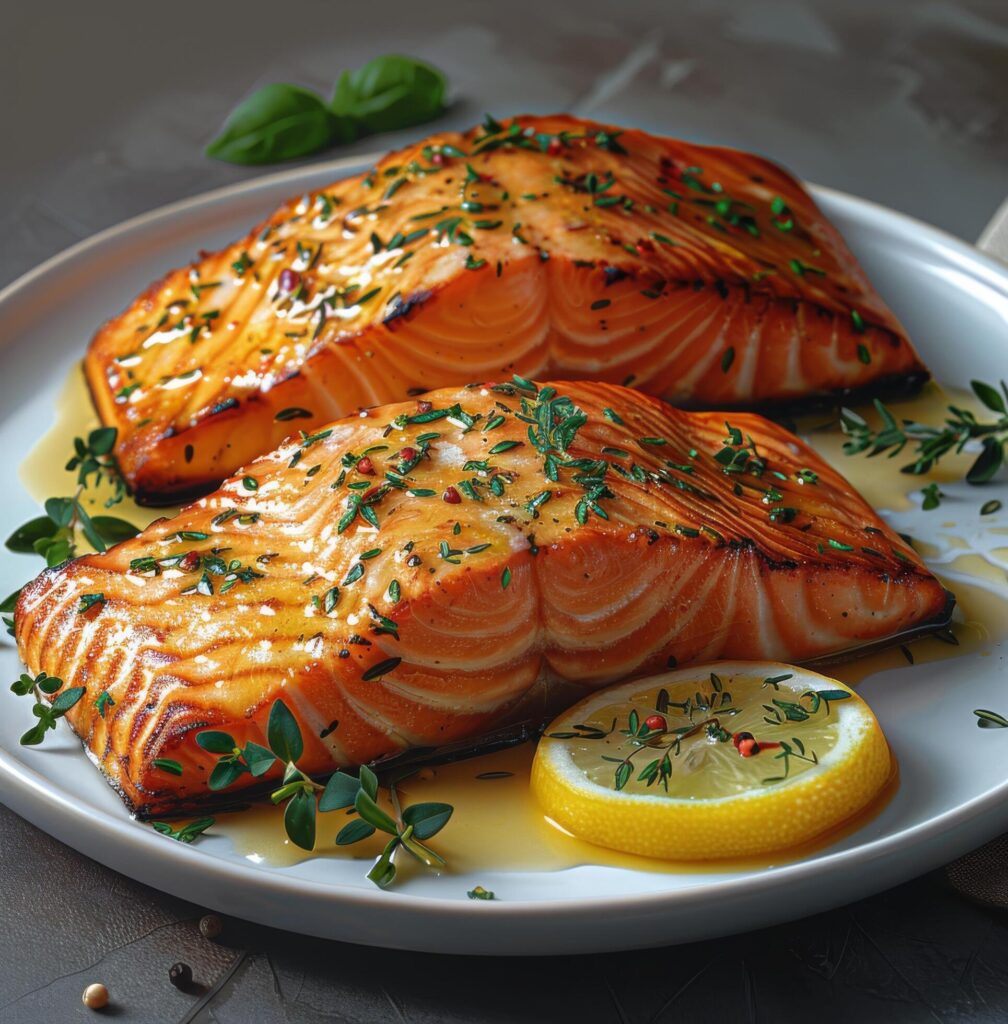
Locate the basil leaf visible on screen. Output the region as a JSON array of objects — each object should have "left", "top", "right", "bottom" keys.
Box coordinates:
[
  {"left": 0, "top": 588, "right": 21, "bottom": 615},
  {"left": 319, "top": 770, "right": 361, "bottom": 812},
  {"left": 335, "top": 818, "right": 376, "bottom": 845},
  {"left": 242, "top": 741, "right": 277, "bottom": 777},
  {"left": 267, "top": 698, "right": 303, "bottom": 763},
  {"left": 330, "top": 55, "right": 445, "bottom": 136},
  {"left": 6, "top": 516, "right": 57, "bottom": 553},
  {"left": 196, "top": 730, "right": 235, "bottom": 754},
  {"left": 206, "top": 83, "right": 346, "bottom": 166},
  {"left": 284, "top": 789, "right": 317, "bottom": 851},
  {"left": 401, "top": 801, "right": 453, "bottom": 840},
  {"left": 90, "top": 516, "right": 140, "bottom": 545}
]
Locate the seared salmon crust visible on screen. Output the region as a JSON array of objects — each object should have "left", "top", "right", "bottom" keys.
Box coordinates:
[
  {"left": 85, "top": 114, "right": 926, "bottom": 504},
  {"left": 17, "top": 380, "right": 950, "bottom": 816}
]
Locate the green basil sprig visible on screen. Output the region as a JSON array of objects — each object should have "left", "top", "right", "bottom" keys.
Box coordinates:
[{"left": 206, "top": 55, "right": 447, "bottom": 166}]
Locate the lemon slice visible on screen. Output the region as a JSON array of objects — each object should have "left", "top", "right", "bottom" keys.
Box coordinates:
[{"left": 531, "top": 661, "right": 891, "bottom": 860}]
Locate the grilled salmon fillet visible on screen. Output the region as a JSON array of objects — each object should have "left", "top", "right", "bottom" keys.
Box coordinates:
[
  {"left": 85, "top": 114, "right": 927, "bottom": 505},
  {"left": 16, "top": 380, "right": 950, "bottom": 817}
]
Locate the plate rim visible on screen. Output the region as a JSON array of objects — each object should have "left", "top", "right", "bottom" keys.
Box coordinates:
[{"left": 1, "top": 159, "right": 1007, "bottom": 950}]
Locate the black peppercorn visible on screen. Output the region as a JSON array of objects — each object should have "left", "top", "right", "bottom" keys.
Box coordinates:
[{"left": 169, "top": 962, "right": 193, "bottom": 989}]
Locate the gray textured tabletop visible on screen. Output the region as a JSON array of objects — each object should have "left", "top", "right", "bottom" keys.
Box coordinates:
[{"left": 2, "top": 1, "right": 1008, "bottom": 1020}]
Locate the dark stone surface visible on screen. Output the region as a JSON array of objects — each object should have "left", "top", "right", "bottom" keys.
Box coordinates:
[
  {"left": 1, "top": 1, "right": 1006, "bottom": 1020},
  {"left": 3, "top": 802, "right": 1008, "bottom": 1023}
]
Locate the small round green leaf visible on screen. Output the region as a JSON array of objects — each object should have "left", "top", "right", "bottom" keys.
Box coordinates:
[
  {"left": 319, "top": 770, "right": 361, "bottom": 812},
  {"left": 87, "top": 426, "right": 118, "bottom": 455},
  {"left": 401, "top": 801, "right": 453, "bottom": 840},
  {"left": 336, "top": 818, "right": 376, "bottom": 845},
  {"left": 208, "top": 759, "right": 247, "bottom": 791},
  {"left": 284, "top": 789, "right": 317, "bottom": 851},
  {"left": 267, "top": 698, "right": 304, "bottom": 763},
  {"left": 44, "top": 497, "right": 75, "bottom": 528},
  {"left": 242, "top": 741, "right": 277, "bottom": 777},
  {"left": 51, "top": 686, "right": 85, "bottom": 714},
  {"left": 196, "top": 730, "right": 236, "bottom": 754},
  {"left": 354, "top": 789, "right": 398, "bottom": 836},
  {"left": 358, "top": 763, "right": 379, "bottom": 801}
]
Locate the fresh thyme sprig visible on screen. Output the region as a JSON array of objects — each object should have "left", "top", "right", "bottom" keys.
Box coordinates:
[
  {"left": 151, "top": 818, "right": 216, "bottom": 843},
  {"left": 9, "top": 671, "right": 84, "bottom": 746},
  {"left": 3, "top": 428, "right": 138, "bottom": 634},
  {"left": 196, "top": 700, "right": 453, "bottom": 885},
  {"left": 66, "top": 426, "right": 131, "bottom": 507},
  {"left": 840, "top": 381, "right": 1008, "bottom": 486},
  {"left": 323, "top": 765, "right": 453, "bottom": 888}
]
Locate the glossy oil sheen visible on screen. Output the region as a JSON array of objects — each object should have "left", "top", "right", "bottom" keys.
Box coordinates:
[{"left": 0, "top": 161, "right": 1005, "bottom": 954}]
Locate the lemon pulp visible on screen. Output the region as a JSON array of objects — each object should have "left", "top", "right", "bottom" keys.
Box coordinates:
[{"left": 532, "top": 661, "right": 892, "bottom": 860}]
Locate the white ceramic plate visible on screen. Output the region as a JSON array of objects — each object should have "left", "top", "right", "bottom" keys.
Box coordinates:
[{"left": 1, "top": 157, "right": 1006, "bottom": 955}]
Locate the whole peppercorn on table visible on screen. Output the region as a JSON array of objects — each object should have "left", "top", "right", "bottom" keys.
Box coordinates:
[{"left": 3, "top": 1, "right": 1008, "bottom": 1021}]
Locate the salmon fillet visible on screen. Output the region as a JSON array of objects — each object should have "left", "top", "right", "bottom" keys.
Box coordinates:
[
  {"left": 16, "top": 380, "right": 950, "bottom": 817},
  {"left": 85, "top": 114, "right": 927, "bottom": 505}
]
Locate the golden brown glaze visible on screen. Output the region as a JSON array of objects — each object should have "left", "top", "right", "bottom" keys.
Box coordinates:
[
  {"left": 85, "top": 114, "right": 926, "bottom": 504},
  {"left": 16, "top": 380, "right": 949, "bottom": 816}
]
